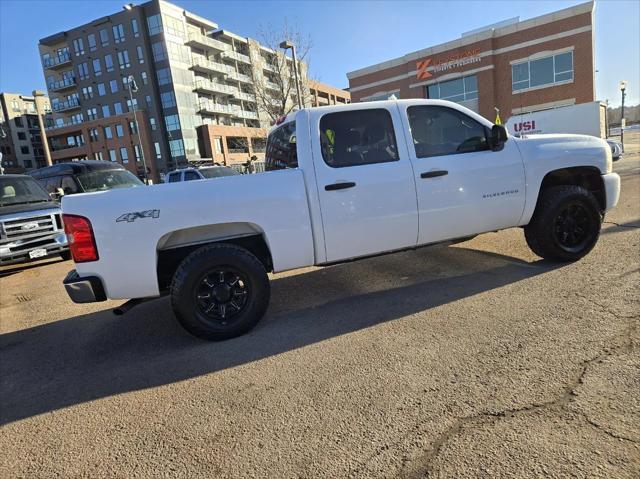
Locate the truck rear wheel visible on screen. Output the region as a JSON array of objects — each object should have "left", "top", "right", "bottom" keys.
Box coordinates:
[
  {"left": 170, "top": 244, "right": 270, "bottom": 340},
  {"left": 524, "top": 185, "right": 602, "bottom": 262}
]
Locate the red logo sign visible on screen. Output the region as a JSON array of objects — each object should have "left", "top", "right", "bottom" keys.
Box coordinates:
[{"left": 416, "top": 58, "right": 433, "bottom": 80}]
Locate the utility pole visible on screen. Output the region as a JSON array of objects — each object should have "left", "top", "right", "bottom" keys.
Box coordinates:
[
  {"left": 33, "top": 90, "right": 53, "bottom": 166},
  {"left": 619, "top": 80, "right": 627, "bottom": 151}
]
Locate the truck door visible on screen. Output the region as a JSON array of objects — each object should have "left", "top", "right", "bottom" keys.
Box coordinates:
[
  {"left": 311, "top": 106, "right": 419, "bottom": 262},
  {"left": 400, "top": 104, "right": 526, "bottom": 244}
]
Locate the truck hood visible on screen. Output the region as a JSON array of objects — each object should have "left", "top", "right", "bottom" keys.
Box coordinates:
[
  {"left": 512, "top": 133, "right": 611, "bottom": 173},
  {"left": 0, "top": 201, "right": 60, "bottom": 217}
]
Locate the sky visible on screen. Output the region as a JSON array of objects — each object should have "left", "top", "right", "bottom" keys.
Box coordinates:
[{"left": 0, "top": 0, "right": 638, "bottom": 106}]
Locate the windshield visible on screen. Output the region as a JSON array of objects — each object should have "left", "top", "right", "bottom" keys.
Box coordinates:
[
  {"left": 200, "top": 167, "right": 240, "bottom": 179},
  {"left": 76, "top": 170, "right": 143, "bottom": 192},
  {"left": 0, "top": 176, "right": 51, "bottom": 206}
]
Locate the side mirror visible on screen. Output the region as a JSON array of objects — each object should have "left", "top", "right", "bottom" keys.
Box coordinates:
[{"left": 490, "top": 124, "right": 508, "bottom": 149}]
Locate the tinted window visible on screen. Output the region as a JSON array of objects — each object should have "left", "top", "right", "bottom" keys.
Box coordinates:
[
  {"left": 167, "top": 172, "right": 181, "bottom": 183},
  {"left": 43, "top": 176, "right": 63, "bottom": 194},
  {"left": 320, "top": 109, "right": 398, "bottom": 168},
  {"left": 184, "top": 171, "right": 200, "bottom": 181},
  {"left": 265, "top": 122, "right": 297, "bottom": 171},
  {"left": 200, "top": 167, "right": 240, "bottom": 179},
  {"left": 60, "top": 176, "right": 79, "bottom": 194},
  {"left": 407, "top": 106, "right": 488, "bottom": 158}
]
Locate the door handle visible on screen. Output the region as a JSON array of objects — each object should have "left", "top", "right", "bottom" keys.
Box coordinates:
[
  {"left": 420, "top": 170, "right": 448, "bottom": 179},
  {"left": 325, "top": 182, "right": 356, "bottom": 191}
]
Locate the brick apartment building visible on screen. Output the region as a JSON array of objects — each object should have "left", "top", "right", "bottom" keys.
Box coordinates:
[
  {"left": 347, "top": 1, "right": 595, "bottom": 122},
  {"left": 0, "top": 92, "right": 52, "bottom": 173},
  {"left": 37, "top": 0, "right": 348, "bottom": 181}
]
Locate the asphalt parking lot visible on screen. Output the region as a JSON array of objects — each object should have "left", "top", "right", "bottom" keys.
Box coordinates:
[{"left": 1, "top": 136, "right": 639, "bottom": 478}]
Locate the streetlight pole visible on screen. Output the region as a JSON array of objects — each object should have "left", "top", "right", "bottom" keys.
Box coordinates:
[
  {"left": 126, "top": 75, "right": 149, "bottom": 184},
  {"left": 619, "top": 80, "right": 627, "bottom": 152},
  {"left": 279, "top": 40, "right": 304, "bottom": 109}
]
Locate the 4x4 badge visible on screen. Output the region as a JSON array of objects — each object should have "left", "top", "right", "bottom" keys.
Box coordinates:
[{"left": 116, "top": 209, "right": 160, "bottom": 223}]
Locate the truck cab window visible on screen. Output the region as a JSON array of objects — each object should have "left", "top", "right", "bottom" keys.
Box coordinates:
[
  {"left": 265, "top": 122, "right": 297, "bottom": 171},
  {"left": 184, "top": 171, "right": 200, "bottom": 181},
  {"left": 407, "top": 106, "right": 488, "bottom": 158},
  {"left": 319, "top": 109, "right": 398, "bottom": 168},
  {"left": 60, "top": 176, "right": 79, "bottom": 195},
  {"left": 168, "top": 172, "right": 181, "bottom": 183}
]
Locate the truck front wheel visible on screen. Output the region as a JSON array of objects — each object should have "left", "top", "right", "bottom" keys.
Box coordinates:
[
  {"left": 170, "top": 244, "right": 270, "bottom": 340},
  {"left": 524, "top": 185, "right": 602, "bottom": 262}
]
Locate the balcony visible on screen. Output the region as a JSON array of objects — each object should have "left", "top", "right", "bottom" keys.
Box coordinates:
[
  {"left": 194, "top": 79, "right": 238, "bottom": 96},
  {"left": 264, "top": 80, "right": 280, "bottom": 91},
  {"left": 197, "top": 101, "right": 240, "bottom": 116},
  {"left": 227, "top": 70, "right": 252, "bottom": 84},
  {"left": 191, "top": 57, "right": 234, "bottom": 76},
  {"left": 234, "top": 91, "right": 256, "bottom": 102},
  {"left": 224, "top": 50, "right": 251, "bottom": 64},
  {"left": 187, "top": 32, "right": 228, "bottom": 52},
  {"left": 43, "top": 52, "right": 72, "bottom": 70},
  {"left": 52, "top": 98, "right": 81, "bottom": 112},
  {"left": 236, "top": 110, "right": 258, "bottom": 120},
  {"left": 49, "top": 77, "right": 77, "bottom": 92},
  {"left": 263, "top": 62, "right": 278, "bottom": 73}
]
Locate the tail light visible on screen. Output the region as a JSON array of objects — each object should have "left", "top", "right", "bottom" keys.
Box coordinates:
[{"left": 63, "top": 214, "right": 99, "bottom": 262}]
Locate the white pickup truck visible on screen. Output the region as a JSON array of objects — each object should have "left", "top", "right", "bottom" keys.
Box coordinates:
[{"left": 62, "top": 100, "right": 620, "bottom": 340}]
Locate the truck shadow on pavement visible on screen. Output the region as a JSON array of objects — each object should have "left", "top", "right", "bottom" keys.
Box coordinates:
[{"left": 0, "top": 244, "right": 562, "bottom": 425}]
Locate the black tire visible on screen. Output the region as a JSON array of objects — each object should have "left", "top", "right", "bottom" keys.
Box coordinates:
[
  {"left": 60, "top": 250, "right": 72, "bottom": 261},
  {"left": 524, "top": 185, "right": 602, "bottom": 262},
  {"left": 170, "top": 244, "right": 270, "bottom": 340}
]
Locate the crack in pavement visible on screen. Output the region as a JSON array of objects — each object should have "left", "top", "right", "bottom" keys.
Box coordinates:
[
  {"left": 394, "top": 304, "right": 638, "bottom": 479},
  {"left": 603, "top": 220, "right": 640, "bottom": 229}
]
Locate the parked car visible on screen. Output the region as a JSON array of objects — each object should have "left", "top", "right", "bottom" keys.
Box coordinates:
[
  {"left": 606, "top": 139, "right": 623, "bottom": 161},
  {"left": 30, "top": 161, "right": 144, "bottom": 197},
  {"left": 61, "top": 99, "right": 620, "bottom": 341},
  {"left": 165, "top": 166, "right": 240, "bottom": 183},
  {"left": 0, "top": 174, "right": 69, "bottom": 265}
]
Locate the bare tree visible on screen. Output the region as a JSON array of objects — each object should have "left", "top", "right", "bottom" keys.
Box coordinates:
[{"left": 252, "top": 20, "right": 314, "bottom": 123}]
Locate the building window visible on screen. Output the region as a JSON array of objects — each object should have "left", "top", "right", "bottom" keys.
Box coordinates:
[
  {"left": 131, "top": 18, "right": 140, "bottom": 37},
  {"left": 163, "top": 15, "right": 184, "bottom": 38},
  {"left": 94, "top": 151, "right": 104, "bottom": 161},
  {"left": 152, "top": 42, "right": 167, "bottom": 62},
  {"left": 136, "top": 46, "right": 144, "bottom": 64},
  {"left": 97, "top": 83, "right": 106, "bottom": 96},
  {"left": 115, "top": 124, "right": 124, "bottom": 137},
  {"left": 134, "top": 144, "right": 142, "bottom": 162},
  {"left": 77, "top": 62, "right": 89, "bottom": 80},
  {"left": 17, "top": 132, "right": 27, "bottom": 140},
  {"left": 21, "top": 146, "right": 30, "bottom": 154},
  {"left": 114, "top": 102, "right": 123, "bottom": 115},
  {"left": 105, "top": 54, "right": 114, "bottom": 72},
  {"left": 87, "top": 33, "right": 97, "bottom": 52},
  {"left": 87, "top": 108, "right": 98, "bottom": 120},
  {"left": 319, "top": 109, "right": 398, "bottom": 168},
  {"left": 100, "top": 28, "right": 109, "bottom": 46},
  {"left": 141, "top": 71, "right": 148, "bottom": 85},
  {"left": 113, "top": 24, "right": 125, "bottom": 43},
  {"left": 89, "top": 128, "right": 99, "bottom": 142},
  {"left": 126, "top": 98, "right": 138, "bottom": 112},
  {"left": 109, "top": 79, "right": 119, "bottom": 93},
  {"left": 150, "top": 117, "right": 157, "bottom": 130},
  {"left": 109, "top": 149, "right": 117, "bottom": 161},
  {"left": 120, "top": 147, "right": 129, "bottom": 163},
  {"left": 427, "top": 75, "right": 478, "bottom": 102},
  {"left": 156, "top": 68, "right": 171, "bottom": 85},
  {"left": 104, "top": 126, "right": 113, "bottom": 139},
  {"left": 154, "top": 142, "right": 161, "bottom": 159},
  {"left": 169, "top": 139, "right": 184, "bottom": 158},
  {"left": 72, "top": 38, "right": 84, "bottom": 56},
  {"left": 129, "top": 120, "right": 137, "bottom": 134},
  {"left": 117, "top": 50, "right": 130, "bottom": 69},
  {"left": 512, "top": 51, "right": 573, "bottom": 92},
  {"left": 92, "top": 58, "right": 102, "bottom": 76},
  {"left": 102, "top": 105, "right": 111, "bottom": 118},
  {"left": 160, "top": 91, "right": 176, "bottom": 109},
  {"left": 164, "top": 114, "right": 180, "bottom": 131},
  {"left": 145, "top": 95, "right": 152, "bottom": 107},
  {"left": 147, "top": 14, "right": 163, "bottom": 35}
]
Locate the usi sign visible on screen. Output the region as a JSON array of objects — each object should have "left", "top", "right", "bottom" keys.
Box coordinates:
[{"left": 513, "top": 120, "right": 536, "bottom": 132}]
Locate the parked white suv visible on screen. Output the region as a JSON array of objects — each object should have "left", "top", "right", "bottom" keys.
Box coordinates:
[
  {"left": 61, "top": 99, "right": 620, "bottom": 340},
  {"left": 165, "top": 166, "right": 240, "bottom": 183}
]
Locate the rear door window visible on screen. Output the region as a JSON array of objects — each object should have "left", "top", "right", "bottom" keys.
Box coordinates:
[
  {"left": 184, "top": 171, "right": 200, "bottom": 181},
  {"left": 167, "top": 172, "right": 181, "bottom": 183},
  {"left": 43, "top": 176, "right": 63, "bottom": 193},
  {"left": 319, "top": 109, "right": 399, "bottom": 168},
  {"left": 265, "top": 122, "right": 297, "bottom": 171}
]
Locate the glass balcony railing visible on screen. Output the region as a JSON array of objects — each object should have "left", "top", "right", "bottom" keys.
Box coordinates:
[
  {"left": 52, "top": 98, "right": 81, "bottom": 112},
  {"left": 227, "top": 70, "right": 252, "bottom": 83},
  {"left": 191, "top": 57, "right": 235, "bottom": 75},
  {"left": 224, "top": 50, "right": 251, "bottom": 64},
  {"left": 194, "top": 80, "right": 238, "bottom": 96},
  {"left": 197, "top": 101, "right": 241, "bottom": 116},
  {"left": 49, "top": 77, "right": 77, "bottom": 91},
  {"left": 187, "top": 33, "right": 228, "bottom": 52},
  {"left": 234, "top": 91, "right": 256, "bottom": 102},
  {"left": 42, "top": 52, "right": 72, "bottom": 69}
]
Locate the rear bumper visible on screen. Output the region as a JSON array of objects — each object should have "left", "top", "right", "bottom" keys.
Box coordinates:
[
  {"left": 602, "top": 172, "right": 621, "bottom": 212},
  {"left": 63, "top": 270, "right": 107, "bottom": 303}
]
